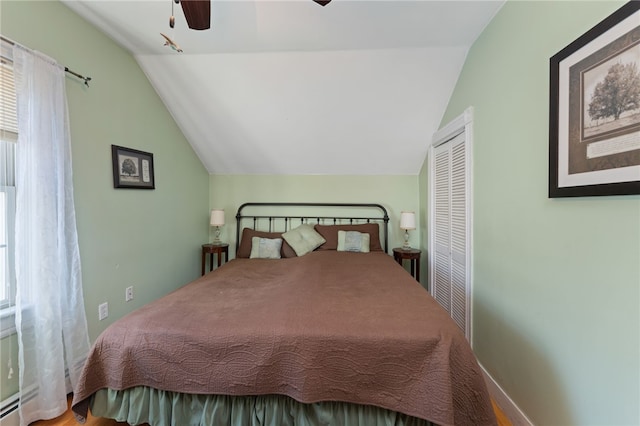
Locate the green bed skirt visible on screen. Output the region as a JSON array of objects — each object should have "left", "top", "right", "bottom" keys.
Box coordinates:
[{"left": 90, "top": 387, "right": 435, "bottom": 426}]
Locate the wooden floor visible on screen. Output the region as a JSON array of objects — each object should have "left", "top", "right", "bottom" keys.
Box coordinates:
[
  {"left": 29, "top": 397, "right": 131, "bottom": 426},
  {"left": 492, "top": 399, "right": 512, "bottom": 426},
  {"left": 30, "top": 396, "right": 512, "bottom": 426}
]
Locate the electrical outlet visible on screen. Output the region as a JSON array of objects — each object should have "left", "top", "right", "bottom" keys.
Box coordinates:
[
  {"left": 125, "top": 286, "right": 134, "bottom": 302},
  {"left": 98, "top": 302, "right": 108, "bottom": 321}
]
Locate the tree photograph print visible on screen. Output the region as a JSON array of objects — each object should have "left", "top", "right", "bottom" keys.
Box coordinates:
[
  {"left": 119, "top": 155, "right": 139, "bottom": 182},
  {"left": 585, "top": 60, "right": 639, "bottom": 132},
  {"left": 579, "top": 44, "right": 640, "bottom": 172}
]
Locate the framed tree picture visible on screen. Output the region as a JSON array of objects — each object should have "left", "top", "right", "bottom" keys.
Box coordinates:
[
  {"left": 549, "top": 1, "right": 640, "bottom": 197},
  {"left": 111, "top": 145, "right": 155, "bottom": 189}
]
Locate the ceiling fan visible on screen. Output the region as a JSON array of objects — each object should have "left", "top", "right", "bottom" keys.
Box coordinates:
[{"left": 174, "top": 0, "right": 332, "bottom": 31}]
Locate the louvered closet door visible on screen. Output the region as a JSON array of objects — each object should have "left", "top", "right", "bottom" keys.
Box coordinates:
[{"left": 432, "top": 132, "right": 469, "bottom": 338}]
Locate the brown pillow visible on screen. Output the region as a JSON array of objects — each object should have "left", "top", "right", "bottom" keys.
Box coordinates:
[
  {"left": 314, "top": 223, "right": 383, "bottom": 252},
  {"left": 237, "top": 228, "right": 297, "bottom": 258}
]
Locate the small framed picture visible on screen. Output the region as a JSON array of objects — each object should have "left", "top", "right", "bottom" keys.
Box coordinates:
[
  {"left": 549, "top": 2, "right": 640, "bottom": 197},
  {"left": 111, "top": 145, "right": 155, "bottom": 189}
]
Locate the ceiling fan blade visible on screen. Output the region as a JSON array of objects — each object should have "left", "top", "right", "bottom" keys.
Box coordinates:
[
  {"left": 180, "top": 0, "right": 211, "bottom": 30},
  {"left": 312, "top": 0, "right": 331, "bottom": 6}
]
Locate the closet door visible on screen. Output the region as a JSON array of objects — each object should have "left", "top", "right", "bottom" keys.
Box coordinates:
[{"left": 431, "top": 131, "right": 470, "bottom": 339}]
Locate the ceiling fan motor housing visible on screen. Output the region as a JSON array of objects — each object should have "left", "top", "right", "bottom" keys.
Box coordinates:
[{"left": 181, "top": 0, "right": 211, "bottom": 30}]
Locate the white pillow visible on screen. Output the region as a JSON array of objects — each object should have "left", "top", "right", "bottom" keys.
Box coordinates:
[
  {"left": 337, "top": 230, "right": 370, "bottom": 253},
  {"left": 249, "top": 237, "right": 283, "bottom": 259},
  {"left": 282, "top": 224, "right": 326, "bottom": 256}
]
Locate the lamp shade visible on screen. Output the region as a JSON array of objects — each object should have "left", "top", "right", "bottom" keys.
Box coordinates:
[
  {"left": 210, "top": 209, "right": 225, "bottom": 226},
  {"left": 400, "top": 211, "right": 416, "bottom": 230}
]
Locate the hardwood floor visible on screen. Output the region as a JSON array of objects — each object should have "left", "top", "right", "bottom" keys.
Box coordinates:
[
  {"left": 29, "top": 397, "right": 130, "bottom": 426},
  {"left": 492, "top": 399, "right": 512, "bottom": 426},
  {"left": 30, "top": 396, "right": 512, "bottom": 426}
]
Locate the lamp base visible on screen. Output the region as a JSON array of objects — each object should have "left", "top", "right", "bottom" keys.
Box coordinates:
[
  {"left": 402, "top": 230, "right": 411, "bottom": 249},
  {"left": 212, "top": 227, "right": 222, "bottom": 245}
]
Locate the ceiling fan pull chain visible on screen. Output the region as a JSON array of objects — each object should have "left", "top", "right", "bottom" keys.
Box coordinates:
[{"left": 169, "top": 0, "right": 175, "bottom": 28}]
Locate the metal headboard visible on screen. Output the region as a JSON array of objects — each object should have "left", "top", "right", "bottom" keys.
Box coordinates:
[{"left": 235, "top": 202, "right": 390, "bottom": 254}]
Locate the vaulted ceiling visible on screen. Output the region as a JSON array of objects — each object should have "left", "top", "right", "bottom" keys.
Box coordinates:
[{"left": 62, "top": 0, "right": 504, "bottom": 175}]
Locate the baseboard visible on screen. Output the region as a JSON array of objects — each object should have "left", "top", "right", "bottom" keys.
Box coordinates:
[{"left": 480, "top": 363, "right": 535, "bottom": 426}]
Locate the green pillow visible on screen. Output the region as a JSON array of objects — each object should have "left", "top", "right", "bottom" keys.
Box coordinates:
[
  {"left": 282, "top": 224, "right": 326, "bottom": 256},
  {"left": 337, "top": 230, "right": 370, "bottom": 253},
  {"left": 249, "top": 237, "right": 283, "bottom": 259}
]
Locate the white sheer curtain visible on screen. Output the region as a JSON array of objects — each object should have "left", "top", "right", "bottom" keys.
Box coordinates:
[{"left": 13, "top": 45, "right": 90, "bottom": 425}]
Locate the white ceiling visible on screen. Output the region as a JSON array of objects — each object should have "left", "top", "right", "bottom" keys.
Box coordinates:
[{"left": 63, "top": 0, "right": 504, "bottom": 175}]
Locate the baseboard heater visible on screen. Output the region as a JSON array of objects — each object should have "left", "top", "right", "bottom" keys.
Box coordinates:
[
  {"left": 0, "top": 393, "right": 20, "bottom": 422},
  {"left": 0, "top": 386, "right": 37, "bottom": 426},
  {"left": 0, "top": 371, "right": 71, "bottom": 425}
]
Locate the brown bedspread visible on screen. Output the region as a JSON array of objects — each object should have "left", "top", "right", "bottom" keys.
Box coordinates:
[{"left": 72, "top": 251, "right": 496, "bottom": 426}]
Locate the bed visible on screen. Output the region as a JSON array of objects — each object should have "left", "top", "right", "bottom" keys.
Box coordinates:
[{"left": 72, "top": 203, "right": 496, "bottom": 426}]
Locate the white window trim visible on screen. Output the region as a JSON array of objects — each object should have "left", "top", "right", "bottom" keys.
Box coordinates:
[
  {"left": 1, "top": 185, "right": 16, "bottom": 336},
  {"left": 0, "top": 305, "right": 16, "bottom": 338}
]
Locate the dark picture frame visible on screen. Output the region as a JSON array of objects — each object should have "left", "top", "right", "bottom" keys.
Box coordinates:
[
  {"left": 549, "top": 2, "right": 640, "bottom": 198},
  {"left": 111, "top": 145, "right": 155, "bottom": 189}
]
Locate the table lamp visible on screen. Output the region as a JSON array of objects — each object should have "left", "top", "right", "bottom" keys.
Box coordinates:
[
  {"left": 210, "top": 209, "right": 225, "bottom": 244},
  {"left": 400, "top": 211, "right": 416, "bottom": 249}
]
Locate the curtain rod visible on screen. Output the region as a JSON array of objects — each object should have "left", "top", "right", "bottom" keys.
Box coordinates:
[{"left": 0, "top": 35, "right": 92, "bottom": 87}]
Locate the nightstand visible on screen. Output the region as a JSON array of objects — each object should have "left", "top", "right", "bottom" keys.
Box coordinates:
[
  {"left": 201, "top": 243, "right": 229, "bottom": 275},
  {"left": 393, "top": 247, "right": 421, "bottom": 281}
]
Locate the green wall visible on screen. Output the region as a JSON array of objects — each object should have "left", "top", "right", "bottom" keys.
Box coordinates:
[
  {"left": 0, "top": 0, "right": 209, "bottom": 398},
  {"left": 438, "top": 1, "right": 639, "bottom": 424},
  {"left": 209, "top": 174, "right": 421, "bottom": 263}
]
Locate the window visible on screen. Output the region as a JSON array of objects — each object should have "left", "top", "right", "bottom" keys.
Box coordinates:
[{"left": 0, "top": 59, "right": 17, "bottom": 309}]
